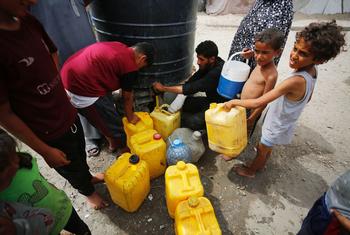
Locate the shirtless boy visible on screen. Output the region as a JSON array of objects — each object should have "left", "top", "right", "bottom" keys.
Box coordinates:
[{"left": 222, "top": 28, "right": 284, "bottom": 161}]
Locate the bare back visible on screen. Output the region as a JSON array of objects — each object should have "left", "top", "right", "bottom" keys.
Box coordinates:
[{"left": 241, "top": 62, "right": 278, "bottom": 100}]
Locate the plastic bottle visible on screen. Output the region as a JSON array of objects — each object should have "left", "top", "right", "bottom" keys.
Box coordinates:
[
  {"left": 166, "top": 138, "right": 191, "bottom": 165},
  {"left": 167, "top": 128, "right": 205, "bottom": 163}
]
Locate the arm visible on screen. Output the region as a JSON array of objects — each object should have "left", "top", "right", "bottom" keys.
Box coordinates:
[
  {"left": 247, "top": 75, "right": 277, "bottom": 127},
  {"left": 0, "top": 102, "right": 70, "bottom": 168},
  {"left": 122, "top": 90, "right": 140, "bottom": 124},
  {"left": 225, "top": 75, "right": 304, "bottom": 110},
  {"left": 332, "top": 209, "right": 350, "bottom": 231},
  {"left": 51, "top": 52, "right": 59, "bottom": 71},
  {"left": 153, "top": 82, "right": 183, "bottom": 94}
]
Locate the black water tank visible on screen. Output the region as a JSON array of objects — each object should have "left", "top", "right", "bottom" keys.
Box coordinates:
[{"left": 89, "top": 0, "right": 198, "bottom": 87}]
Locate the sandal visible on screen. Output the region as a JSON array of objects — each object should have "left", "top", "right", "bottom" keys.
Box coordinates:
[{"left": 86, "top": 146, "right": 100, "bottom": 157}]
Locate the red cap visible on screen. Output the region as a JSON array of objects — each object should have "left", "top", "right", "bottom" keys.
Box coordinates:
[{"left": 153, "top": 133, "right": 162, "bottom": 140}]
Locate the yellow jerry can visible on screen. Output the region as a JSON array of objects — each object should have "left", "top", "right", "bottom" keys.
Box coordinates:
[
  {"left": 165, "top": 161, "right": 204, "bottom": 218},
  {"left": 105, "top": 153, "right": 150, "bottom": 212},
  {"left": 175, "top": 196, "right": 222, "bottom": 235},
  {"left": 150, "top": 96, "right": 180, "bottom": 139},
  {"left": 205, "top": 103, "right": 247, "bottom": 159},
  {"left": 129, "top": 129, "right": 166, "bottom": 179},
  {"left": 122, "top": 112, "right": 153, "bottom": 148}
]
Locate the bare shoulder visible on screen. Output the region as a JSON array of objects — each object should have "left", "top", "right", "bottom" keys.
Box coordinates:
[{"left": 262, "top": 65, "right": 278, "bottom": 83}]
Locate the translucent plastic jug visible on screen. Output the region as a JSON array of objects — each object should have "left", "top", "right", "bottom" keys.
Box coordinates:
[
  {"left": 150, "top": 96, "right": 181, "bottom": 139},
  {"left": 168, "top": 128, "right": 205, "bottom": 163},
  {"left": 105, "top": 153, "right": 150, "bottom": 212},
  {"left": 165, "top": 161, "right": 204, "bottom": 218},
  {"left": 167, "top": 138, "right": 192, "bottom": 165},
  {"left": 205, "top": 103, "right": 247, "bottom": 159},
  {"left": 175, "top": 196, "right": 222, "bottom": 235},
  {"left": 122, "top": 112, "right": 153, "bottom": 148},
  {"left": 129, "top": 129, "right": 166, "bottom": 179},
  {"left": 217, "top": 52, "right": 251, "bottom": 99}
]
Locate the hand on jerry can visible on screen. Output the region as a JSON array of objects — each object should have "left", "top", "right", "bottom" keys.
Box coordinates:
[{"left": 128, "top": 113, "right": 140, "bottom": 125}]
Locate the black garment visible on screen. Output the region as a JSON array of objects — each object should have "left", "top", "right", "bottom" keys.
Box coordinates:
[
  {"left": 46, "top": 116, "right": 95, "bottom": 196},
  {"left": 180, "top": 58, "right": 228, "bottom": 130},
  {"left": 64, "top": 207, "right": 91, "bottom": 235},
  {"left": 182, "top": 57, "right": 227, "bottom": 104}
]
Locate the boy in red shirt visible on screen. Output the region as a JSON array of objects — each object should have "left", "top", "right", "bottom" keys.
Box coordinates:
[{"left": 0, "top": 0, "right": 107, "bottom": 209}]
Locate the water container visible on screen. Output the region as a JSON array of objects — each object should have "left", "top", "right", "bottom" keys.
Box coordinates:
[
  {"left": 122, "top": 112, "right": 153, "bottom": 148},
  {"left": 205, "top": 103, "right": 247, "bottom": 159},
  {"left": 168, "top": 94, "right": 187, "bottom": 113},
  {"left": 129, "top": 129, "right": 166, "bottom": 179},
  {"left": 105, "top": 153, "right": 150, "bottom": 212},
  {"left": 89, "top": 0, "right": 198, "bottom": 87},
  {"left": 168, "top": 128, "right": 205, "bottom": 163},
  {"left": 167, "top": 138, "right": 192, "bottom": 165},
  {"left": 150, "top": 97, "right": 181, "bottom": 139},
  {"left": 217, "top": 52, "right": 251, "bottom": 99},
  {"left": 165, "top": 161, "right": 204, "bottom": 218},
  {"left": 175, "top": 196, "right": 222, "bottom": 235}
]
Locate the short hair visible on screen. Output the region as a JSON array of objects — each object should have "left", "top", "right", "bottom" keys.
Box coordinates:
[
  {"left": 195, "top": 40, "right": 218, "bottom": 58},
  {"left": 296, "top": 20, "right": 346, "bottom": 62},
  {"left": 254, "top": 28, "right": 285, "bottom": 50},
  {"left": 133, "top": 42, "right": 155, "bottom": 66}
]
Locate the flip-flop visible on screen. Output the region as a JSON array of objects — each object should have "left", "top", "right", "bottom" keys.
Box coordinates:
[{"left": 87, "top": 147, "right": 100, "bottom": 157}]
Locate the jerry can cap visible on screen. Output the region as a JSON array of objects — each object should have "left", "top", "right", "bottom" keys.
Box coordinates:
[
  {"left": 176, "top": 161, "right": 186, "bottom": 170},
  {"left": 188, "top": 196, "right": 199, "bottom": 207},
  {"left": 129, "top": 154, "right": 140, "bottom": 164},
  {"left": 153, "top": 133, "right": 162, "bottom": 140},
  {"left": 173, "top": 138, "right": 182, "bottom": 146},
  {"left": 192, "top": 131, "right": 202, "bottom": 140}
]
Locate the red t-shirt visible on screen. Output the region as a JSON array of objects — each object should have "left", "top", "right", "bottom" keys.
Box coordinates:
[
  {"left": 60, "top": 42, "right": 138, "bottom": 97},
  {"left": 0, "top": 14, "right": 77, "bottom": 141}
]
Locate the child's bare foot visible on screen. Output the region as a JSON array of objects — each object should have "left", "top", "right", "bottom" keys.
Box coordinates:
[
  {"left": 233, "top": 164, "right": 256, "bottom": 178},
  {"left": 219, "top": 154, "right": 233, "bottom": 161},
  {"left": 87, "top": 192, "right": 109, "bottom": 210},
  {"left": 91, "top": 173, "right": 104, "bottom": 184}
]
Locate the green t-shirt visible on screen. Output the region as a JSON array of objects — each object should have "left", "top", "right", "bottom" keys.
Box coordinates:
[{"left": 0, "top": 157, "right": 72, "bottom": 235}]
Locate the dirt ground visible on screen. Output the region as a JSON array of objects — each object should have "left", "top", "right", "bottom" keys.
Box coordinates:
[{"left": 30, "top": 12, "right": 350, "bottom": 235}]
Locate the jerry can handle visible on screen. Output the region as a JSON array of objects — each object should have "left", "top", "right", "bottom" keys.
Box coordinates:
[
  {"left": 159, "top": 104, "right": 173, "bottom": 116},
  {"left": 228, "top": 51, "right": 249, "bottom": 64},
  {"left": 136, "top": 133, "right": 152, "bottom": 145}
]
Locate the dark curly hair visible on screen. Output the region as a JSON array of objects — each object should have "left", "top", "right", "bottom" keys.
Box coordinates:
[
  {"left": 296, "top": 20, "right": 346, "bottom": 63},
  {"left": 0, "top": 129, "right": 32, "bottom": 172}
]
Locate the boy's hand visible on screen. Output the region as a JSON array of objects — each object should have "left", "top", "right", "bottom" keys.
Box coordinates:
[
  {"left": 332, "top": 209, "right": 350, "bottom": 231},
  {"left": 224, "top": 101, "right": 235, "bottom": 111},
  {"left": 128, "top": 113, "right": 140, "bottom": 125},
  {"left": 42, "top": 147, "right": 70, "bottom": 168},
  {"left": 247, "top": 117, "right": 255, "bottom": 130},
  {"left": 153, "top": 82, "right": 165, "bottom": 92},
  {"left": 241, "top": 48, "right": 254, "bottom": 59}
]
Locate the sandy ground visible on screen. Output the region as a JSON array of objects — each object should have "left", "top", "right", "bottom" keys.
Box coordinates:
[{"left": 29, "top": 12, "right": 350, "bottom": 235}]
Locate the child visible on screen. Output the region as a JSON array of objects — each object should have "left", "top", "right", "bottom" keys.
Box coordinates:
[
  {"left": 224, "top": 21, "right": 346, "bottom": 178},
  {"left": 1, "top": 201, "right": 54, "bottom": 235},
  {"left": 0, "top": 0, "right": 107, "bottom": 209},
  {"left": 298, "top": 170, "right": 350, "bottom": 234},
  {"left": 222, "top": 28, "right": 285, "bottom": 161},
  {"left": 0, "top": 129, "right": 91, "bottom": 235}
]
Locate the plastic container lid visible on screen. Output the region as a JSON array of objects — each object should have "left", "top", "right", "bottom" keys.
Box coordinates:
[
  {"left": 188, "top": 196, "right": 199, "bottom": 208},
  {"left": 176, "top": 161, "right": 186, "bottom": 170},
  {"left": 192, "top": 131, "right": 202, "bottom": 140},
  {"left": 173, "top": 138, "right": 182, "bottom": 146},
  {"left": 129, "top": 154, "right": 140, "bottom": 164},
  {"left": 153, "top": 133, "right": 162, "bottom": 140}
]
